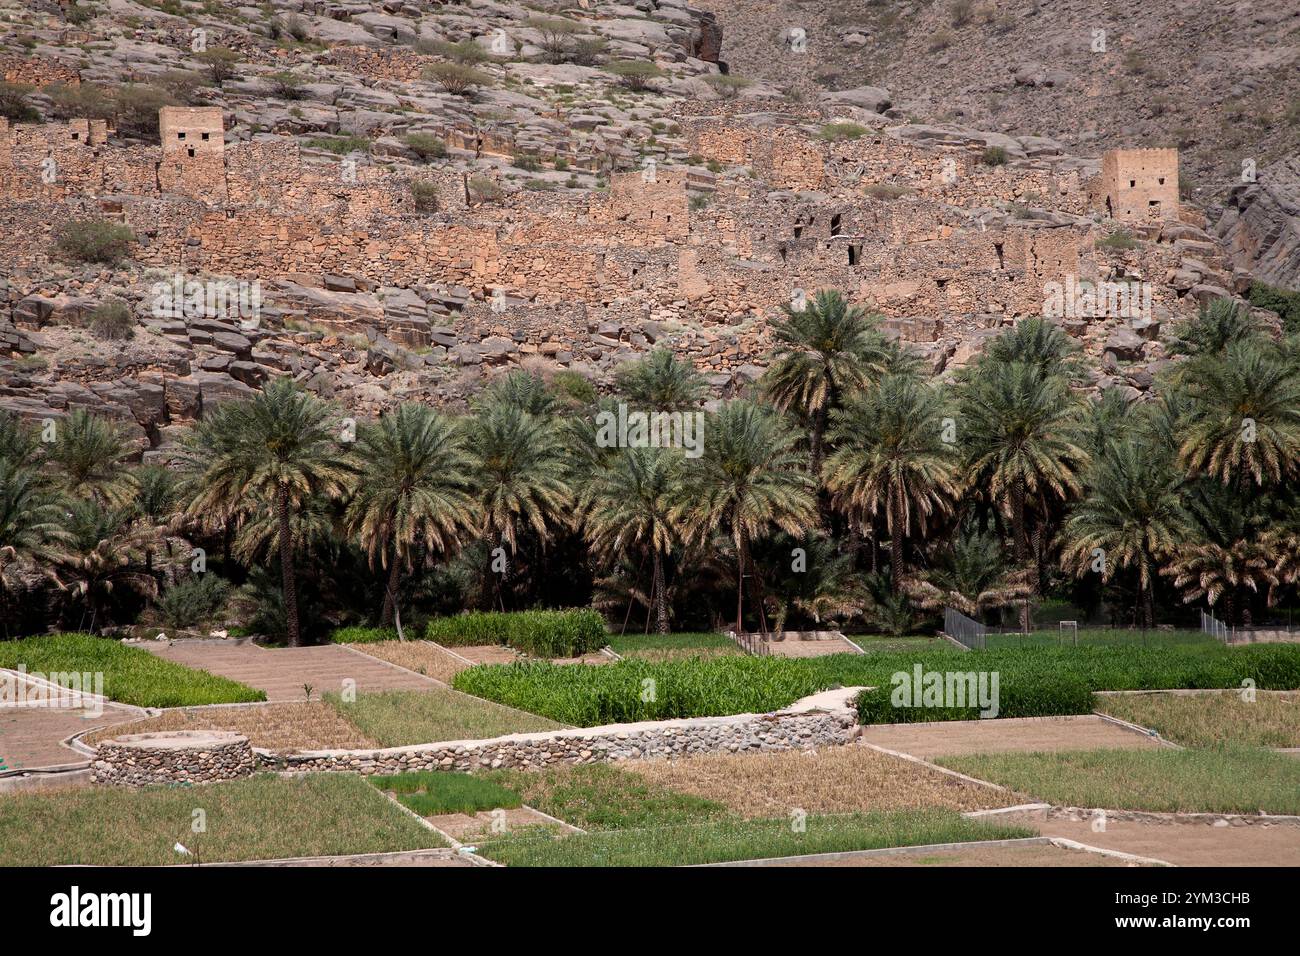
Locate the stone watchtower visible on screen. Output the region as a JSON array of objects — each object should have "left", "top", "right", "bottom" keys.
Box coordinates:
[
  {"left": 157, "top": 106, "right": 227, "bottom": 204},
  {"left": 1091, "top": 148, "right": 1179, "bottom": 224}
]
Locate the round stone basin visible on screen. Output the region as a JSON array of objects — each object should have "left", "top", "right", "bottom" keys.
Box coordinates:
[{"left": 108, "top": 730, "right": 248, "bottom": 750}]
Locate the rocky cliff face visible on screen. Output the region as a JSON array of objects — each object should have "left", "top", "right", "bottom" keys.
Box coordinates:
[{"left": 1215, "top": 157, "right": 1300, "bottom": 289}]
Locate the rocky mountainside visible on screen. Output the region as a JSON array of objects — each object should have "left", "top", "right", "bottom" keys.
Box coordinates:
[
  {"left": 0, "top": 0, "right": 1295, "bottom": 460},
  {"left": 695, "top": 0, "right": 1300, "bottom": 282}
]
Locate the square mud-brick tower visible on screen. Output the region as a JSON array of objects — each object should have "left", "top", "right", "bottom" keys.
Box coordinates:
[
  {"left": 1092, "top": 148, "right": 1179, "bottom": 224},
  {"left": 158, "top": 106, "right": 227, "bottom": 204}
]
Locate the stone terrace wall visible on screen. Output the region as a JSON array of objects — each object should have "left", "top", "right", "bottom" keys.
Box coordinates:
[{"left": 261, "top": 690, "right": 863, "bottom": 776}]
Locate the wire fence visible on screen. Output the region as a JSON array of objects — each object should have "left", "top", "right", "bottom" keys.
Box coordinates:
[
  {"left": 943, "top": 607, "right": 986, "bottom": 650},
  {"left": 1201, "top": 610, "right": 1230, "bottom": 644}
]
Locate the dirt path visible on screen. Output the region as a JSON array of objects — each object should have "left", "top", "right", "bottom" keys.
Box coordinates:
[
  {"left": 1025, "top": 815, "right": 1300, "bottom": 867},
  {"left": 0, "top": 705, "right": 138, "bottom": 771},
  {"left": 139, "top": 642, "right": 443, "bottom": 702},
  {"left": 858, "top": 715, "right": 1165, "bottom": 759}
]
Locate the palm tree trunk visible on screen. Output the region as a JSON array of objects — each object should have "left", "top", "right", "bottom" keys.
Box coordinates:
[
  {"left": 809, "top": 405, "right": 827, "bottom": 477},
  {"left": 735, "top": 531, "right": 747, "bottom": 636},
  {"left": 1012, "top": 476, "right": 1030, "bottom": 631},
  {"left": 889, "top": 482, "right": 905, "bottom": 593},
  {"left": 652, "top": 549, "right": 669, "bottom": 635},
  {"left": 277, "top": 483, "right": 301, "bottom": 646},
  {"left": 381, "top": 547, "right": 402, "bottom": 629}
]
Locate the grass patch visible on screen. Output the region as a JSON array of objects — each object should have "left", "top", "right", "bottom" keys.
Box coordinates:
[
  {"left": 325, "top": 688, "right": 565, "bottom": 747},
  {"left": 0, "top": 633, "right": 263, "bottom": 707},
  {"left": 485, "top": 763, "right": 729, "bottom": 831},
  {"left": 369, "top": 770, "right": 522, "bottom": 815},
  {"left": 853, "top": 635, "right": 952, "bottom": 654},
  {"left": 983, "top": 629, "right": 1215, "bottom": 649},
  {"left": 329, "top": 626, "right": 397, "bottom": 644},
  {"left": 1095, "top": 691, "right": 1300, "bottom": 748},
  {"left": 426, "top": 609, "right": 605, "bottom": 657},
  {"left": 0, "top": 774, "right": 444, "bottom": 866},
  {"left": 477, "top": 809, "right": 1034, "bottom": 867},
  {"left": 453, "top": 643, "right": 1300, "bottom": 727},
  {"left": 607, "top": 631, "right": 739, "bottom": 661},
  {"left": 939, "top": 746, "right": 1300, "bottom": 815}
]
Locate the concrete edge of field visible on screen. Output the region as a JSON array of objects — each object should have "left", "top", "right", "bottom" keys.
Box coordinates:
[
  {"left": 855, "top": 741, "right": 1012, "bottom": 792},
  {"left": 1090, "top": 710, "right": 1183, "bottom": 748},
  {"left": 690, "top": 835, "right": 1171, "bottom": 867}
]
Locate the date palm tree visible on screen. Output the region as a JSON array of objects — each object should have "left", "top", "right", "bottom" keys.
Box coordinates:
[
  {"left": 44, "top": 407, "right": 137, "bottom": 507},
  {"left": 674, "top": 400, "right": 816, "bottom": 635},
  {"left": 465, "top": 400, "right": 571, "bottom": 608},
  {"left": 615, "top": 349, "right": 705, "bottom": 412},
  {"left": 962, "top": 361, "right": 1088, "bottom": 626},
  {"left": 761, "top": 289, "right": 891, "bottom": 475},
  {"left": 0, "top": 458, "right": 68, "bottom": 636},
  {"left": 345, "top": 404, "right": 479, "bottom": 634},
  {"left": 982, "top": 316, "right": 1085, "bottom": 383},
  {"left": 1060, "top": 440, "right": 1194, "bottom": 628},
  {"left": 57, "top": 499, "right": 158, "bottom": 633},
  {"left": 580, "top": 445, "right": 684, "bottom": 633},
  {"left": 1168, "top": 298, "right": 1266, "bottom": 358},
  {"left": 1177, "top": 339, "right": 1300, "bottom": 488},
  {"left": 176, "top": 377, "right": 354, "bottom": 646},
  {"left": 904, "top": 520, "right": 1032, "bottom": 620},
  {"left": 825, "top": 374, "right": 960, "bottom": 592}
]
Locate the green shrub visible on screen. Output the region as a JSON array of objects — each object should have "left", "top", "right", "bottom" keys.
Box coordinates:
[
  {"left": 422, "top": 38, "right": 489, "bottom": 64},
  {"left": 303, "top": 135, "right": 369, "bottom": 155},
  {"left": 151, "top": 575, "right": 231, "bottom": 631},
  {"left": 411, "top": 180, "right": 439, "bottom": 212},
  {"left": 1097, "top": 228, "right": 1137, "bottom": 251},
  {"left": 54, "top": 218, "right": 136, "bottom": 265},
  {"left": 606, "top": 60, "right": 664, "bottom": 91},
  {"left": 112, "top": 83, "right": 177, "bottom": 139},
  {"left": 0, "top": 81, "right": 38, "bottom": 122},
  {"left": 427, "top": 609, "right": 606, "bottom": 657},
  {"left": 330, "top": 625, "right": 398, "bottom": 644},
  {"left": 865, "top": 183, "right": 913, "bottom": 199},
  {"left": 468, "top": 175, "right": 503, "bottom": 203},
  {"left": 84, "top": 299, "right": 135, "bottom": 340},
  {"left": 194, "top": 47, "right": 241, "bottom": 84},
  {"left": 705, "top": 74, "right": 752, "bottom": 99},
  {"left": 404, "top": 132, "right": 446, "bottom": 161},
  {"left": 511, "top": 152, "right": 542, "bottom": 171},
  {"left": 268, "top": 72, "right": 306, "bottom": 100},
  {"left": 423, "top": 62, "right": 490, "bottom": 96},
  {"left": 1247, "top": 280, "right": 1300, "bottom": 336},
  {"left": 817, "top": 122, "right": 868, "bottom": 141},
  {"left": 980, "top": 145, "right": 1009, "bottom": 166}
]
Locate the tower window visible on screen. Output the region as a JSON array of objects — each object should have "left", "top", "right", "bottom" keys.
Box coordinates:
[
  {"left": 187, "top": 147, "right": 195, "bottom": 158},
  {"left": 178, "top": 132, "right": 186, "bottom": 140}
]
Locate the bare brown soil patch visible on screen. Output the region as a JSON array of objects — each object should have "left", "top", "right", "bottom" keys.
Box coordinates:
[
  {"left": 859, "top": 715, "right": 1164, "bottom": 759},
  {"left": 624, "top": 745, "right": 1014, "bottom": 817},
  {"left": 82, "top": 701, "right": 378, "bottom": 751}
]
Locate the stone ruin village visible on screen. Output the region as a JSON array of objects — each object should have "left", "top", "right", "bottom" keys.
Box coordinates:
[{"left": 0, "top": 0, "right": 1292, "bottom": 453}]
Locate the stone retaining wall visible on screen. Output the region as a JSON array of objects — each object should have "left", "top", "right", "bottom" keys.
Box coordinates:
[
  {"left": 261, "top": 689, "right": 864, "bottom": 776},
  {"left": 92, "top": 731, "right": 255, "bottom": 787}
]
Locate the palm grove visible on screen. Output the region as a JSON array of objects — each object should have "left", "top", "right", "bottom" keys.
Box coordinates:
[{"left": 3, "top": 290, "right": 1300, "bottom": 645}]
